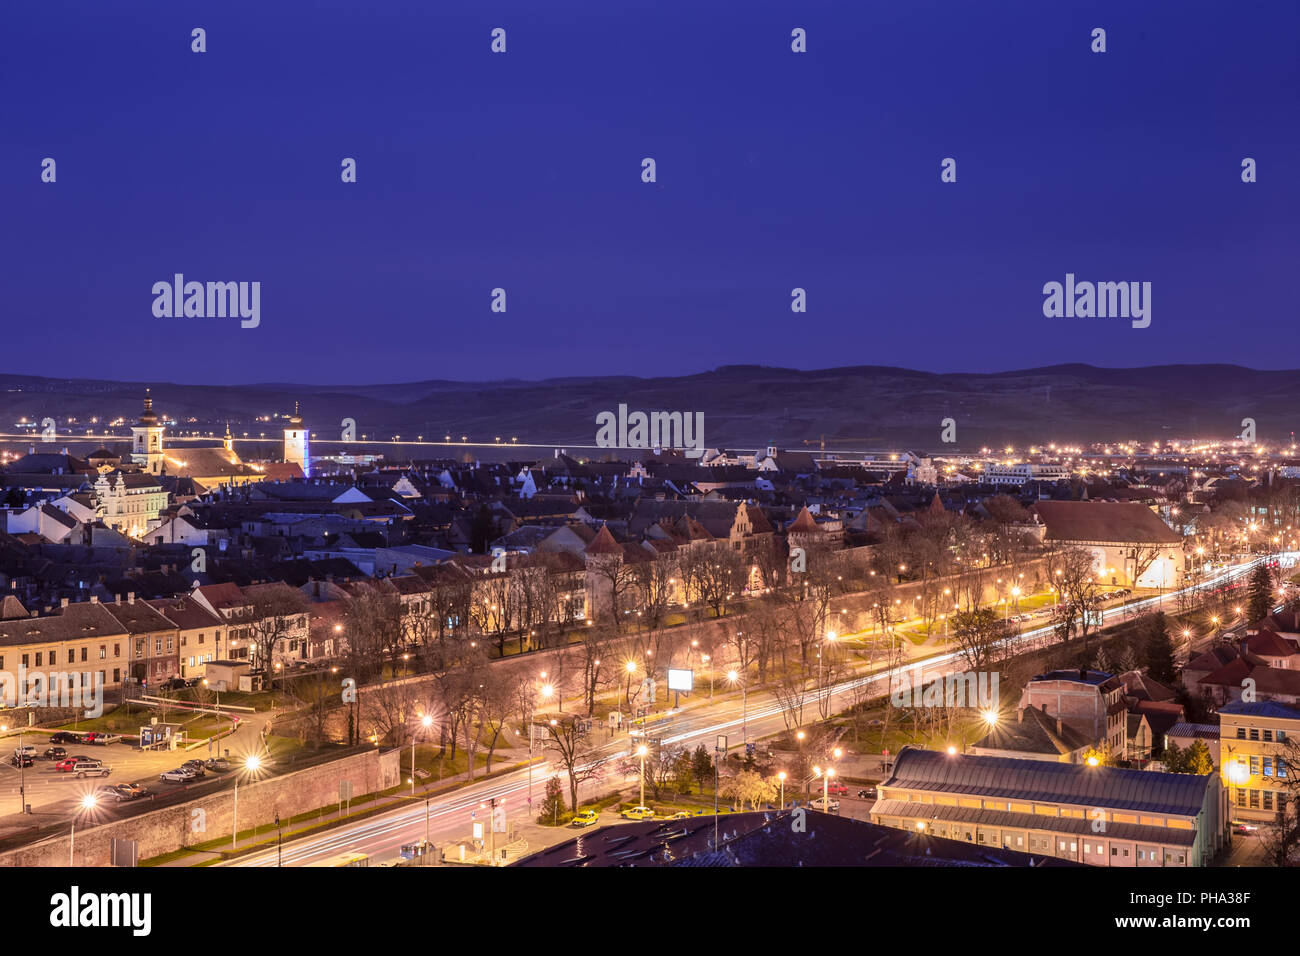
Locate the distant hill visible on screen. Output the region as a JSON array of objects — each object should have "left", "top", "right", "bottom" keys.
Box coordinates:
[{"left": 0, "top": 364, "right": 1295, "bottom": 454}]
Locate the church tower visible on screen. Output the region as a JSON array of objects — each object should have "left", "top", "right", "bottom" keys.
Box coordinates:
[
  {"left": 223, "top": 422, "right": 234, "bottom": 455},
  {"left": 284, "top": 401, "right": 310, "bottom": 476},
  {"left": 131, "top": 389, "right": 165, "bottom": 475}
]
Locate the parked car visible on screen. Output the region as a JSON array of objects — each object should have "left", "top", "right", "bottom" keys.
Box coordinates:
[
  {"left": 810, "top": 797, "right": 840, "bottom": 812},
  {"left": 822, "top": 780, "right": 849, "bottom": 796},
  {"left": 204, "top": 757, "right": 231, "bottom": 772},
  {"left": 10, "top": 754, "right": 33, "bottom": 768},
  {"left": 75, "top": 764, "right": 111, "bottom": 779},
  {"left": 12, "top": 744, "right": 36, "bottom": 758},
  {"left": 664, "top": 810, "right": 693, "bottom": 820},
  {"left": 48, "top": 732, "right": 81, "bottom": 744},
  {"left": 620, "top": 806, "right": 655, "bottom": 820},
  {"left": 158, "top": 678, "right": 187, "bottom": 691},
  {"left": 55, "top": 756, "right": 99, "bottom": 772},
  {"left": 180, "top": 760, "right": 207, "bottom": 778},
  {"left": 108, "top": 783, "right": 150, "bottom": 802},
  {"left": 43, "top": 747, "right": 67, "bottom": 760},
  {"left": 857, "top": 786, "right": 877, "bottom": 799},
  {"left": 570, "top": 809, "right": 600, "bottom": 827},
  {"left": 159, "top": 767, "right": 196, "bottom": 783},
  {"left": 82, "top": 732, "right": 119, "bottom": 746}
]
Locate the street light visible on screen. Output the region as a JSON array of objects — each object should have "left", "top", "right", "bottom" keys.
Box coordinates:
[
  {"left": 233, "top": 754, "right": 262, "bottom": 850},
  {"left": 71, "top": 793, "right": 98, "bottom": 866},
  {"left": 0, "top": 723, "right": 26, "bottom": 814},
  {"left": 636, "top": 744, "right": 648, "bottom": 807},
  {"left": 726, "top": 669, "right": 748, "bottom": 744},
  {"left": 412, "top": 713, "right": 433, "bottom": 796},
  {"left": 777, "top": 770, "right": 787, "bottom": 809}
]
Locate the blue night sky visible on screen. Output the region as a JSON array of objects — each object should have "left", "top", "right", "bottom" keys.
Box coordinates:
[{"left": 1, "top": 0, "right": 1296, "bottom": 385}]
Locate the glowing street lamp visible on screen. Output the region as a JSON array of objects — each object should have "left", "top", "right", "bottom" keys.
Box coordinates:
[
  {"left": 636, "top": 744, "right": 648, "bottom": 807},
  {"left": 71, "top": 793, "right": 98, "bottom": 865}
]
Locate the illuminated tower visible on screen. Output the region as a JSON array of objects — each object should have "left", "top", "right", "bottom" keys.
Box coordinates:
[
  {"left": 131, "top": 389, "right": 165, "bottom": 475},
  {"left": 284, "top": 401, "right": 310, "bottom": 476}
]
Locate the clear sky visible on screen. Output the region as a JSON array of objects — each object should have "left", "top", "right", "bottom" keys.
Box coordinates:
[{"left": 1, "top": 0, "right": 1296, "bottom": 385}]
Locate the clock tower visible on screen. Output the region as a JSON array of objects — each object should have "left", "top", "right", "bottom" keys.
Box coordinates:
[{"left": 131, "top": 390, "right": 165, "bottom": 475}]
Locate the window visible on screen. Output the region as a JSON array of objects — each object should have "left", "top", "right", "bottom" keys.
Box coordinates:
[
  {"left": 67, "top": 649, "right": 74, "bottom": 664},
  {"left": 80, "top": 647, "right": 87, "bottom": 662},
  {"left": 1250, "top": 790, "right": 1260, "bottom": 809},
  {"left": 135, "top": 641, "right": 144, "bottom": 659},
  {"left": 1280, "top": 758, "right": 1288, "bottom": 780},
  {"left": 35, "top": 652, "right": 42, "bottom": 667},
  {"left": 1264, "top": 790, "right": 1274, "bottom": 811},
  {"left": 166, "top": 636, "right": 173, "bottom": 652},
  {"left": 1264, "top": 729, "right": 1274, "bottom": 742},
  {"left": 1236, "top": 788, "right": 1247, "bottom": 807},
  {"left": 1250, "top": 755, "right": 1260, "bottom": 775},
  {"left": 198, "top": 633, "right": 204, "bottom": 644},
  {"left": 155, "top": 637, "right": 162, "bottom": 654},
  {"left": 1279, "top": 730, "right": 1288, "bottom": 742},
  {"left": 112, "top": 668, "right": 120, "bottom": 683},
  {"left": 21, "top": 654, "right": 29, "bottom": 668},
  {"left": 188, "top": 657, "right": 195, "bottom": 668},
  {"left": 99, "top": 645, "right": 106, "bottom": 660},
  {"left": 1236, "top": 727, "right": 1246, "bottom": 739},
  {"left": 1265, "top": 757, "right": 1274, "bottom": 777},
  {"left": 1250, "top": 728, "right": 1260, "bottom": 741},
  {"left": 114, "top": 643, "right": 119, "bottom": 656}
]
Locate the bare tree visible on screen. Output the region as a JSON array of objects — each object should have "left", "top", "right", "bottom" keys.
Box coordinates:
[{"left": 540, "top": 712, "right": 602, "bottom": 811}]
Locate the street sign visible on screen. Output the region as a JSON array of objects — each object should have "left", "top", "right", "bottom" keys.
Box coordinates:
[{"left": 716, "top": 734, "right": 727, "bottom": 754}]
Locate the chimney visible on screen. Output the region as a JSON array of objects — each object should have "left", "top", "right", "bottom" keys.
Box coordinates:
[
  {"left": 115, "top": 594, "right": 121, "bottom": 605},
  {"left": 90, "top": 596, "right": 98, "bottom": 604},
  {"left": 60, "top": 597, "right": 69, "bottom": 609},
  {"left": 128, "top": 592, "right": 135, "bottom": 605}
]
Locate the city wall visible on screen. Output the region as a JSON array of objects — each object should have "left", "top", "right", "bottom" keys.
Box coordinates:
[{"left": 0, "top": 746, "right": 401, "bottom": 867}]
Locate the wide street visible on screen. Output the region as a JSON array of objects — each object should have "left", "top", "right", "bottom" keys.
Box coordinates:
[{"left": 222, "top": 555, "right": 1273, "bottom": 866}]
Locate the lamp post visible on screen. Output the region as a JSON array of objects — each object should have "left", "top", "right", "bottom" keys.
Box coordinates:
[
  {"left": 624, "top": 660, "right": 637, "bottom": 712},
  {"left": 777, "top": 771, "right": 786, "bottom": 809},
  {"left": 70, "top": 793, "right": 98, "bottom": 866},
  {"left": 1, "top": 724, "right": 25, "bottom": 814},
  {"left": 412, "top": 713, "right": 433, "bottom": 796},
  {"left": 637, "top": 744, "right": 648, "bottom": 807},
  {"left": 232, "top": 754, "right": 262, "bottom": 850},
  {"left": 726, "top": 669, "right": 748, "bottom": 745},
  {"left": 275, "top": 813, "right": 283, "bottom": 867}
]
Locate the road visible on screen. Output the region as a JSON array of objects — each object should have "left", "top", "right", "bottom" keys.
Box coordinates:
[{"left": 224, "top": 554, "right": 1277, "bottom": 866}]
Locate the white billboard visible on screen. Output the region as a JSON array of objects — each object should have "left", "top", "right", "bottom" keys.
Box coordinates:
[{"left": 667, "top": 668, "right": 694, "bottom": 692}]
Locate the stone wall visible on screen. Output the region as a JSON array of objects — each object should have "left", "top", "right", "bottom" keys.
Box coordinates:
[{"left": 0, "top": 746, "right": 401, "bottom": 867}]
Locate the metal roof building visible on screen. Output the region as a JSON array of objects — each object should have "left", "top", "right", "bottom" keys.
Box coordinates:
[{"left": 870, "top": 747, "right": 1228, "bottom": 867}]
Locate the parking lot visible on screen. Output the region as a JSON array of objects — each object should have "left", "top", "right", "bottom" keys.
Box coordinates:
[{"left": 0, "top": 729, "right": 243, "bottom": 833}]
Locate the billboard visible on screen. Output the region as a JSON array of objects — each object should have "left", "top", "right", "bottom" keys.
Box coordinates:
[{"left": 666, "top": 668, "right": 694, "bottom": 692}]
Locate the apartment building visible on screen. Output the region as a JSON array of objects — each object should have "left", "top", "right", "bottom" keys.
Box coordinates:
[
  {"left": 0, "top": 599, "right": 130, "bottom": 696},
  {"left": 148, "top": 595, "right": 226, "bottom": 680},
  {"left": 1218, "top": 699, "right": 1298, "bottom": 824}
]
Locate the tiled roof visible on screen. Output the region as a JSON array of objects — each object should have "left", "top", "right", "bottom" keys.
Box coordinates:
[{"left": 1033, "top": 500, "right": 1182, "bottom": 544}]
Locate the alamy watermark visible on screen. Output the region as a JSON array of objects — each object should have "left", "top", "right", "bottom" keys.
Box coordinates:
[
  {"left": 890, "top": 670, "right": 998, "bottom": 709},
  {"left": 595, "top": 404, "right": 704, "bottom": 458},
  {"left": 0, "top": 667, "right": 105, "bottom": 718},
  {"left": 152, "top": 274, "right": 260, "bottom": 328},
  {"left": 1042, "top": 273, "right": 1150, "bottom": 329}
]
